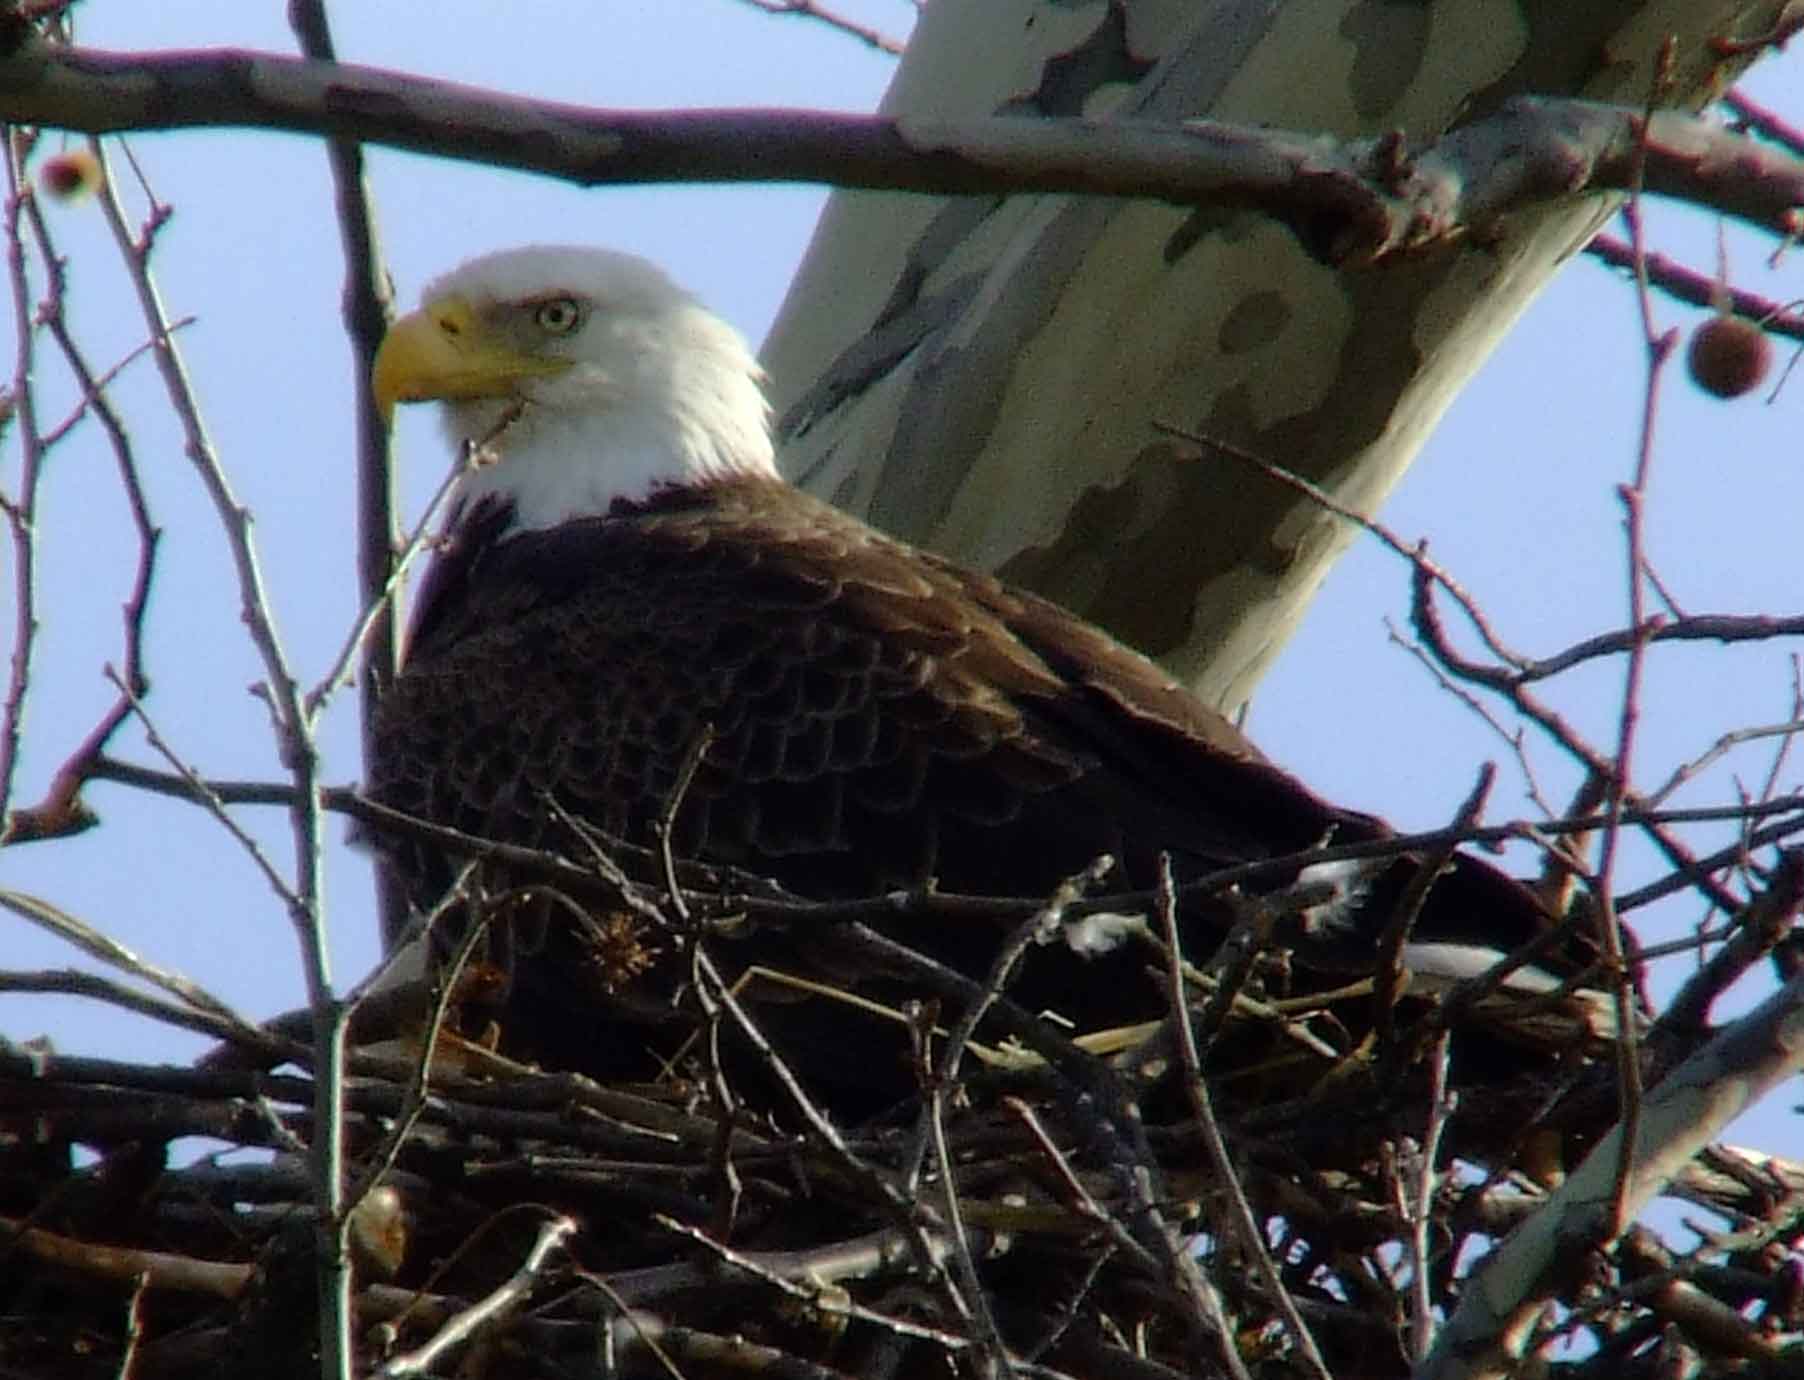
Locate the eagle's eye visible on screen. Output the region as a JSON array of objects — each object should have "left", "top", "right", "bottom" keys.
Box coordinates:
[{"left": 533, "top": 297, "right": 582, "bottom": 335}]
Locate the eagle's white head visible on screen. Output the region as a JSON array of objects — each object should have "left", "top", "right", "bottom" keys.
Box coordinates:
[{"left": 373, "top": 245, "right": 777, "bottom": 531}]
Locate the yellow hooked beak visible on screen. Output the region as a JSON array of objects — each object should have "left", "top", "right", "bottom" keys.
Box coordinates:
[{"left": 372, "top": 295, "right": 573, "bottom": 423}]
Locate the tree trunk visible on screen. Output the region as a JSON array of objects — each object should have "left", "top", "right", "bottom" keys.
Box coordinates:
[{"left": 763, "top": 0, "right": 1774, "bottom": 711}]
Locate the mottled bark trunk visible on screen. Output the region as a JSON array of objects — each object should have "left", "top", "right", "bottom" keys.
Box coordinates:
[{"left": 764, "top": 0, "right": 1775, "bottom": 711}]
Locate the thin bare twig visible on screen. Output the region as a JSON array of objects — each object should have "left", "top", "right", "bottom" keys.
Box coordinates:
[
  {"left": 104, "top": 666, "right": 303, "bottom": 912},
  {"left": 1156, "top": 857, "right": 1332, "bottom": 1380},
  {"left": 1422, "top": 970, "right": 1804, "bottom": 1380},
  {"left": 1647, "top": 716, "right": 1804, "bottom": 808},
  {"left": 650, "top": 1215, "right": 978, "bottom": 1354},
  {"left": 338, "top": 859, "right": 484, "bottom": 1221},
  {"left": 37, "top": 315, "right": 193, "bottom": 446},
  {"left": 1373, "top": 766, "right": 1494, "bottom": 1062},
  {"left": 90, "top": 131, "right": 350, "bottom": 1380},
  {"left": 1384, "top": 620, "right": 1559, "bottom": 819},
  {"left": 1399, "top": 1033, "right": 1455, "bottom": 1364},
  {"left": 0, "top": 134, "right": 44, "bottom": 831},
  {"left": 1161, "top": 419, "right": 1761, "bottom": 921},
  {"left": 286, "top": 0, "right": 407, "bottom": 977},
  {"left": 0, "top": 171, "right": 166, "bottom": 846},
  {"left": 56, "top": 753, "right": 1804, "bottom": 927},
  {"left": 734, "top": 0, "right": 907, "bottom": 54},
  {"left": 302, "top": 446, "right": 465, "bottom": 717},
  {"left": 375, "top": 1215, "right": 578, "bottom": 1378},
  {"left": 0, "top": 967, "right": 295, "bottom": 1057},
  {"left": 905, "top": 866, "right": 1117, "bottom": 1378},
  {"left": 1599, "top": 74, "right": 1675, "bottom": 1232},
  {"left": 0, "top": 887, "right": 258, "bottom": 1033}
]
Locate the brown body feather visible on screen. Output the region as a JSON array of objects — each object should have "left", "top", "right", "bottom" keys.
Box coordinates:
[
  {"left": 370, "top": 474, "right": 1576, "bottom": 1089},
  {"left": 375, "top": 477, "right": 1387, "bottom": 899}
]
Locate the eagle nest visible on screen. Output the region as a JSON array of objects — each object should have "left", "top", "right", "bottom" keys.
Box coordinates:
[{"left": 4, "top": 835, "right": 1803, "bottom": 1380}]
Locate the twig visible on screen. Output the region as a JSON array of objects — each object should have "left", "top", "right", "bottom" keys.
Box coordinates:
[
  {"left": 36, "top": 317, "right": 192, "bottom": 447},
  {"left": 1656, "top": 850, "right": 1804, "bottom": 1035},
  {"left": 1750, "top": 656, "right": 1804, "bottom": 828},
  {"left": 0, "top": 886, "right": 261, "bottom": 1033},
  {"left": 1373, "top": 766, "right": 1494, "bottom": 1063},
  {"left": 338, "top": 860, "right": 484, "bottom": 1221},
  {"left": 0, "top": 1214, "right": 252, "bottom": 1299},
  {"left": 1585, "top": 233, "right": 1804, "bottom": 341},
  {"left": 903, "top": 857, "right": 1114, "bottom": 1188},
  {"left": 104, "top": 667, "right": 302, "bottom": 911},
  {"left": 1723, "top": 87, "right": 1804, "bottom": 158},
  {"left": 734, "top": 0, "right": 907, "bottom": 54},
  {"left": 116, "top": 1270, "right": 149, "bottom": 1380},
  {"left": 1615, "top": 804, "right": 1804, "bottom": 911},
  {"left": 90, "top": 132, "right": 350, "bottom": 1380},
  {"left": 1161, "top": 418, "right": 1759, "bottom": 921},
  {"left": 6, "top": 168, "right": 166, "bottom": 843},
  {"left": 0, "top": 968, "right": 297, "bottom": 1057},
  {"left": 302, "top": 442, "right": 465, "bottom": 717},
  {"left": 836, "top": 919, "right": 1227, "bottom": 1368},
  {"left": 926, "top": 1046, "right": 1014, "bottom": 1377},
  {"left": 285, "top": 0, "right": 410, "bottom": 994},
  {"left": 1399, "top": 1033, "right": 1455, "bottom": 1363},
  {"left": 1386, "top": 620, "right": 1557, "bottom": 819},
  {"left": 61, "top": 753, "right": 1804, "bottom": 927},
  {"left": 375, "top": 1215, "right": 578, "bottom": 1377},
  {"left": 0, "top": 135, "right": 44, "bottom": 830},
  {"left": 998, "top": 1097, "right": 1149, "bottom": 1262},
  {"left": 1158, "top": 420, "right": 1526, "bottom": 670},
  {"left": 1181, "top": 889, "right": 1280, "bottom": 1056},
  {"left": 1600, "top": 76, "right": 1676, "bottom": 1233},
  {"left": 651, "top": 1215, "right": 979, "bottom": 1355},
  {"left": 1646, "top": 716, "right": 1804, "bottom": 808},
  {"left": 1405, "top": 558, "right": 1746, "bottom": 919},
  {"left": 285, "top": 0, "right": 400, "bottom": 711},
  {"left": 1156, "top": 857, "right": 1332, "bottom": 1380},
  {"left": 642, "top": 751, "right": 956, "bottom": 1292}
]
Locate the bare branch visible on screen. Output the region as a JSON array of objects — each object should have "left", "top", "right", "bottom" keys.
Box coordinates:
[
  {"left": 285, "top": 0, "right": 406, "bottom": 987},
  {"left": 1725, "top": 86, "right": 1804, "bottom": 158},
  {"left": 0, "top": 967, "right": 294, "bottom": 1056},
  {"left": 0, "top": 133, "right": 44, "bottom": 829},
  {"left": 0, "top": 1214, "right": 252, "bottom": 1300},
  {"left": 89, "top": 127, "right": 349, "bottom": 1380},
  {"left": 1, "top": 49, "right": 1801, "bottom": 258},
  {"left": 1596, "top": 131, "right": 1674, "bottom": 1238},
  {"left": 0, "top": 887, "right": 259, "bottom": 1033},
  {"left": 1586, "top": 232, "right": 1804, "bottom": 342},
  {"left": 734, "top": 0, "right": 906, "bottom": 55},
  {"left": 374, "top": 1215, "right": 577, "bottom": 1378},
  {"left": 1156, "top": 857, "right": 1332, "bottom": 1380}
]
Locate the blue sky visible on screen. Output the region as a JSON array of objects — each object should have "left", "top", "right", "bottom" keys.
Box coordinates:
[{"left": 4, "top": 2, "right": 1801, "bottom": 1175}]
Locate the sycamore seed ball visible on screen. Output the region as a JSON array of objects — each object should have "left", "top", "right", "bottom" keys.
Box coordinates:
[
  {"left": 1687, "top": 314, "right": 1773, "bottom": 400},
  {"left": 38, "top": 149, "right": 101, "bottom": 203}
]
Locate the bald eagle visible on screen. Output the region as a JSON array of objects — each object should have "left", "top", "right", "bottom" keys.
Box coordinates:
[{"left": 367, "top": 246, "right": 1614, "bottom": 1099}]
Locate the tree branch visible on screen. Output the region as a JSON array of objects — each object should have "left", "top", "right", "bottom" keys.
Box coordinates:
[{"left": 0, "top": 46, "right": 1800, "bottom": 259}]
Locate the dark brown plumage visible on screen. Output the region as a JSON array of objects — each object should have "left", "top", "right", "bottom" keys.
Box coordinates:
[
  {"left": 365, "top": 246, "right": 1618, "bottom": 1105},
  {"left": 377, "top": 476, "right": 1363, "bottom": 901},
  {"left": 369, "top": 476, "right": 1598, "bottom": 1091}
]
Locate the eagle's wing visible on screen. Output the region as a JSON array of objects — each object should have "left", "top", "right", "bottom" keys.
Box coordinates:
[{"left": 371, "top": 477, "right": 1368, "bottom": 903}]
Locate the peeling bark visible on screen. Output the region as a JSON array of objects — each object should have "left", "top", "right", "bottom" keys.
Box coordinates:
[{"left": 764, "top": 0, "right": 1787, "bottom": 710}]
